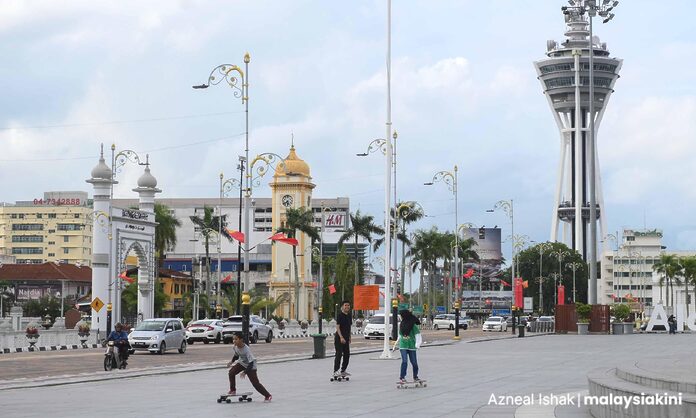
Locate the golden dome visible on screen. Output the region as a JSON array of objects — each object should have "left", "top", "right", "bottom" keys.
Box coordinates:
[{"left": 275, "top": 145, "right": 310, "bottom": 177}]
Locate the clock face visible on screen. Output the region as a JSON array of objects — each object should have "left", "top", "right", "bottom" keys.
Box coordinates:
[{"left": 282, "top": 195, "right": 294, "bottom": 208}]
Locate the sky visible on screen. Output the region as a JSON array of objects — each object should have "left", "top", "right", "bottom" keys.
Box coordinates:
[{"left": 1, "top": 0, "right": 695, "bottom": 264}]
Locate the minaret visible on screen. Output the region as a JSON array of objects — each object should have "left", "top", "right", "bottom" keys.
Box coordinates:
[
  {"left": 86, "top": 145, "right": 116, "bottom": 337},
  {"left": 132, "top": 155, "right": 161, "bottom": 320},
  {"left": 534, "top": 6, "right": 622, "bottom": 258},
  {"left": 269, "top": 144, "right": 316, "bottom": 321}
]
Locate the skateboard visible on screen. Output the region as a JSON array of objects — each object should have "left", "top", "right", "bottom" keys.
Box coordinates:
[
  {"left": 330, "top": 374, "right": 350, "bottom": 382},
  {"left": 217, "top": 392, "right": 253, "bottom": 403},
  {"left": 396, "top": 380, "right": 427, "bottom": 389}
]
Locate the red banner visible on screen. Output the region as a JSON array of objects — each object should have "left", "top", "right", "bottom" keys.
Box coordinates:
[
  {"left": 353, "top": 285, "right": 380, "bottom": 310},
  {"left": 514, "top": 278, "right": 523, "bottom": 308},
  {"left": 558, "top": 285, "right": 565, "bottom": 305},
  {"left": 328, "top": 284, "right": 336, "bottom": 294}
]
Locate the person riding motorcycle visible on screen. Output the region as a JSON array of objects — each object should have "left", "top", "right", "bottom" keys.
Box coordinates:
[{"left": 107, "top": 323, "right": 131, "bottom": 366}]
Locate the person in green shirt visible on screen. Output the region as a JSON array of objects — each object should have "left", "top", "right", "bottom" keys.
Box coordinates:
[{"left": 395, "top": 309, "right": 421, "bottom": 383}]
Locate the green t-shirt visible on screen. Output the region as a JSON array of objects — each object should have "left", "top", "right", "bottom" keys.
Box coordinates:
[{"left": 398, "top": 324, "right": 420, "bottom": 350}]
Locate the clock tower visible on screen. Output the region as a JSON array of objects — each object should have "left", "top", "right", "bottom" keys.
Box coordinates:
[{"left": 269, "top": 145, "right": 316, "bottom": 321}]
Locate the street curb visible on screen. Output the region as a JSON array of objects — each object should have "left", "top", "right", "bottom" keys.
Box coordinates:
[
  {"left": 0, "top": 338, "right": 455, "bottom": 391},
  {"left": 1, "top": 344, "right": 100, "bottom": 354},
  {"left": 465, "top": 332, "right": 555, "bottom": 343}
]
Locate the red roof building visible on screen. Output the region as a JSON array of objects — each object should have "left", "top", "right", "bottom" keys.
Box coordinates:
[{"left": 0, "top": 262, "right": 91, "bottom": 302}]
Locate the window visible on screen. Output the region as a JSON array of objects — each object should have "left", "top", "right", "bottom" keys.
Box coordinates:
[
  {"left": 175, "top": 284, "right": 180, "bottom": 294},
  {"left": 626, "top": 236, "right": 635, "bottom": 241},
  {"left": 36, "top": 214, "right": 42, "bottom": 219},
  {"left": 545, "top": 77, "right": 573, "bottom": 88},
  {"left": 48, "top": 213, "right": 57, "bottom": 219},
  {"left": 74, "top": 214, "right": 80, "bottom": 218},
  {"left": 19, "top": 214, "right": 24, "bottom": 219},
  {"left": 12, "top": 224, "right": 43, "bottom": 231},
  {"left": 57, "top": 224, "right": 82, "bottom": 231},
  {"left": 12, "top": 235, "right": 43, "bottom": 243},
  {"left": 12, "top": 247, "right": 43, "bottom": 254},
  {"left": 48, "top": 253, "right": 55, "bottom": 257},
  {"left": 63, "top": 248, "right": 69, "bottom": 254},
  {"left": 10, "top": 214, "right": 17, "bottom": 219},
  {"left": 48, "top": 241, "right": 55, "bottom": 245},
  {"left": 64, "top": 236, "right": 69, "bottom": 243}
]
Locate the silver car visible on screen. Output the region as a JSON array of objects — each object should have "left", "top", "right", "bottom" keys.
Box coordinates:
[
  {"left": 221, "top": 315, "right": 273, "bottom": 344},
  {"left": 128, "top": 318, "right": 187, "bottom": 354}
]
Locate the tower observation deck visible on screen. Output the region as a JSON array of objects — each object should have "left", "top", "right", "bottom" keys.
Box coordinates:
[{"left": 534, "top": 5, "right": 622, "bottom": 259}]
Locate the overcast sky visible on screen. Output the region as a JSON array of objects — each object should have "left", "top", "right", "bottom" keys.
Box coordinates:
[{"left": 1, "top": 0, "right": 695, "bottom": 262}]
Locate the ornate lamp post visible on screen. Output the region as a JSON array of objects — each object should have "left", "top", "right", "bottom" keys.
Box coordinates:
[
  {"left": 566, "top": 261, "right": 583, "bottom": 303},
  {"left": 194, "top": 53, "right": 252, "bottom": 300},
  {"left": 537, "top": 242, "right": 553, "bottom": 314},
  {"left": 220, "top": 156, "right": 246, "bottom": 314},
  {"left": 551, "top": 249, "right": 570, "bottom": 305}
]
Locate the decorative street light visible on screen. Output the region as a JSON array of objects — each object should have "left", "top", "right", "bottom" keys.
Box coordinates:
[
  {"left": 537, "top": 242, "right": 553, "bottom": 314},
  {"left": 551, "top": 249, "right": 570, "bottom": 305},
  {"left": 458, "top": 223, "right": 481, "bottom": 311},
  {"left": 220, "top": 156, "right": 246, "bottom": 315},
  {"left": 487, "top": 200, "right": 514, "bottom": 313},
  {"left": 549, "top": 272, "right": 562, "bottom": 307},
  {"left": 194, "top": 53, "right": 252, "bottom": 303},
  {"left": 425, "top": 165, "right": 458, "bottom": 305},
  {"left": 566, "top": 261, "right": 583, "bottom": 303},
  {"left": 562, "top": 0, "right": 620, "bottom": 304}
]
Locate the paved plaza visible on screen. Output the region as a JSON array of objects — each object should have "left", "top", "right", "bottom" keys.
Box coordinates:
[{"left": 1, "top": 333, "right": 694, "bottom": 417}]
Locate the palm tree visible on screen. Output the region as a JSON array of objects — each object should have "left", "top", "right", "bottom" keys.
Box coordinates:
[
  {"left": 653, "top": 254, "right": 681, "bottom": 307},
  {"left": 394, "top": 202, "right": 424, "bottom": 295},
  {"left": 338, "top": 210, "right": 385, "bottom": 286},
  {"left": 276, "top": 207, "right": 320, "bottom": 321},
  {"left": 189, "top": 206, "right": 234, "bottom": 317},
  {"left": 154, "top": 203, "right": 181, "bottom": 266},
  {"left": 408, "top": 227, "right": 445, "bottom": 316},
  {"left": 680, "top": 256, "right": 696, "bottom": 317}
]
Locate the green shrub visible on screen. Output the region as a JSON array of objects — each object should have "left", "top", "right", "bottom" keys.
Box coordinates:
[
  {"left": 612, "top": 304, "right": 631, "bottom": 322},
  {"left": 576, "top": 303, "right": 591, "bottom": 323}
]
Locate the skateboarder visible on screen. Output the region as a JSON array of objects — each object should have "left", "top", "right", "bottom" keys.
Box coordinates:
[
  {"left": 395, "top": 309, "right": 422, "bottom": 384},
  {"left": 333, "top": 300, "right": 352, "bottom": 378},
  {"left": 227, "top": 332, "right": 272, "bottom": 402}
]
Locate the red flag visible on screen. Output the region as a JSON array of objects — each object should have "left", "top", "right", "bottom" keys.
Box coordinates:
[
  {"left": 270, "top": 233, "right": 299, "bottom": 246},
  {"left": 225, "top": 228, "right": 245, "bottom": 243},
  {"left": 463, "top": 268, "right": 475, "bottom": 279},
  {"left": 269, "top": 232, "right": 287, "bottom": 241},
  {"left": 119, "top": 271, "right": 134, "bottom": 284},
  {"left": 222, "top": 274, "right": 233, "bottom": 283},
  {"left": 500, "top": 280, "right": 511, "bottom": 287},
  {"left": 522, "top": 280, "right": 529, "bottom": 289},
  {"left": 328, "top": 284, "right": 336, "bottom": 294}
]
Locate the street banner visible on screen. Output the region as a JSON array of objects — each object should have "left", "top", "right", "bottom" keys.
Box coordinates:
[
  {"left": 514, "top": 278, "right": 523, "bottom": 308},
  {"left": 353, "top": 285, "right": 379, "bottom": 310},
  {"left": 558, "top": 285, "right": 565, "bottom": 305}
]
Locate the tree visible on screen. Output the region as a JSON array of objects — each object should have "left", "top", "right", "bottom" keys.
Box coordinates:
[
  {"left": 154, "top": 203, "right": 181, "bottom": 266},
  {"left": 321, "top": 247, "right": 356, "bottom": 318},
  {"left": 408, "top": 227, "right": 448, "bottom": 316},
  {"left": 276, "top": 207, "right": 320, "bottom": 321},
  {"left": 338, "top": 210, "right": 384, "bottom": 286},
  {"left": 653, "top": 253, "right": 682, "bottom": 307},
  {"left": 23, "top": 296, "right": 68, "bottom": 319},
  {"left": 394, "top": 202, "right": 424, "bottom": 294},
  {"left": 121, "top": 278, "right": 168, "bottom": 318},
  {"left": 189, "top": 205, "right": 234, "bottom": 317},
  {"left": 681, "top": 256, "right": 696, "bottom": 317}
]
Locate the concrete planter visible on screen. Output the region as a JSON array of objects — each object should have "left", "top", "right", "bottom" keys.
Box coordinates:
[
  {"left": 622, "top": 322, "right": 634, "bottom": 334},
  {"left": 577, "top": 322, "right": 589, "bottom": 335},
  {"left": 611, "top": 322, "right": 624, "bottom": 335}
]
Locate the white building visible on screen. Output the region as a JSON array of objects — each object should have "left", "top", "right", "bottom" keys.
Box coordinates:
[{"left": 599, "top": 229, "right": 696, "bottom": 314}]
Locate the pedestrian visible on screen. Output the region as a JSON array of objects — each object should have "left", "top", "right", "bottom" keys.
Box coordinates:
[
  {"left": 333, "top": 300, "right": 352, "bottom": 378},
  {"left": 394, "top": 309, "right": 422, "bottom": 384},
  {"left": 227, "top": 331, "right": 272, "bottom": 402},
  {"left": 667, "top": 314, "right": 676, "bottom": 334}
]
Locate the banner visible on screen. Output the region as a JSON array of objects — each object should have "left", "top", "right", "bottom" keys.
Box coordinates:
[
  {"left": 514, "top": 278, "right": 523, "bottom": 309},
  {"left": 558, "top": 285, "right": 565, "bottom": 305},
  {"left": 353, "top": 285, "right": 380, "bottom": 310}
]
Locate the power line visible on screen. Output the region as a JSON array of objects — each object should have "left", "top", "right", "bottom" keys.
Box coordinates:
[{"left": 0, "top": 111, "right": 244, "bottom": 131}]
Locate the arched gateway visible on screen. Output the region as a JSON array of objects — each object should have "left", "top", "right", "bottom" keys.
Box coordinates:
[{"left": 86, "top": 146, "right": 160, "bottom": 337}]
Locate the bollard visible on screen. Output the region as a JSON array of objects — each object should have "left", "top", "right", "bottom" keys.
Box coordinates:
[
  {"left": 454, "top": 300, "right": 461, "bottom": 340},
  {"left": 391, "top": 298, "right": 398, "bottom": 341},
  {"left": 518, "top": 324, "right": 525, "bottom": 338},
  {"left": 318, "top": 307, "right": 323, "bottom": 334},
  {"left": 106, "top": 302, "right": 112, "bottom": 336},
  {"left": 242, "top": 292, "right": 250, "bottom": 344}
]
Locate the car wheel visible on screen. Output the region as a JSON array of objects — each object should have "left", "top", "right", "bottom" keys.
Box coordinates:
[
  {"left": 434, "top": 324, "right": 439, "bottom": 330},
  {"left": 223, "top": 338, "right": 230, "bottom": 344},
  {"left": 187, "top": 339, "right": 194, "bottom": 345},
  {"left": 251, "top": 331, "right": 258, "bottom": 344},
  {"left": 448, "top": 324, "right": 454, "bottom": 331},
  {"left": 128, "top": 349, "right": 135, "bottom": 355},
  {"left": 215, "top": 333, "right": 221, "bottom": 344},
  {"left": 158, "top": 341, "right": 166, "bottom": 354},
  {"left": 203, "top": 340, "right": 209, "bottom": 344},
  {"left": 178, "top": 340, "right": 187, "bottom": 354},
  {"left": 265, "top": 331, "right": 273, "bottom": 343}
]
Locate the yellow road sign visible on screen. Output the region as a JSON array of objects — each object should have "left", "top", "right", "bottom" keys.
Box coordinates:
[{"left": 91, "top": 297, "right": 105, "bottom": 312}]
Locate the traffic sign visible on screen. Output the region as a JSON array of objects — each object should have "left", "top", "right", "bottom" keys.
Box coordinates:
[
  {"left": 412, "top": 305, "right": 424, "bottom": 315},
  {"left": 436, "top": 305, "right": 446, "bottom": 313},
  {"left": 90, "top": 297, "right": 105, "bottom": 312}
]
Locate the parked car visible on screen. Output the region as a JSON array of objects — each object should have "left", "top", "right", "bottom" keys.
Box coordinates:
[
  {"left": 128, "top": 318, "right": 187, "bottom": 354},
  {"left": 538, "top": 316, "right": 555, "bottom": 323},
  {"left": 460, "top": 316, "right": 474, "bottom": 328},
  {"left": 433, "top": 314, "right": 468, "bottom": 330},
  {"left": 221, "top": 315, "right": 273, "bottom": 344},
  {"left": 185, "top": 319, "right": 225, "bottom": 344},
  {"left": 363, "top": 313, "right": 400, "bottom": 339},
  {"left": 482, "top": 316, "right": 507, "bottom": 332},
  {"left": 505, "top": 317, "right": 528, "bottom": 328}
]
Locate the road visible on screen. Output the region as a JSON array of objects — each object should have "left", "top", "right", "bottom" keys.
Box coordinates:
[{"left": 0, "top": 328, "right": 505, "bottom": 381}]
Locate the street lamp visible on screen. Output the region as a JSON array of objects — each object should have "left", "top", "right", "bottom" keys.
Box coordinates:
[
  {"left": 487, "top": 200, "right": 514, "bottom": 313},
  {"left": 567, "top": 261, "right": 583, "bottom": 303},
  {"left": 550, "top": 249, "right": 570, "bottom": 305},
  {"left": 195, "top": 53, "right": 252, "bottom": 303},
  {"left": 220, "top": 156, "right": 246, "bottom": 315},
  {"left": 549, "top": 272, "right": 562, "bottom": 307},
  {"left": 537, "top": 242, "right": 553, "bottom": 314},
  {"left": 458, "top": 223, "right": 481, "bottom": 311},
  {"left": 425, "top": 166, "right": 458, "bottom": 306},
  {"left": 562, "top": 0, "right": 620, "bottom": 304}
]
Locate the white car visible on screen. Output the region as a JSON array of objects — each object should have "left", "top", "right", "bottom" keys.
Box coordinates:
[
  {"left": 433, "top": 314, "right": 468, "bottom": 330},
  {"left": 221, "top": 315, "right": 273, "bottom": 344},
  {"left": 128, "top": 318, "right": 187, "bottom": 354},
  {"left": 482, "top": 316, "right": 508, "bottom": 332},
  {"left": 185, "top": 319, "right": 225, "bottom": 344},
  {"left": 363, "top": 313, "right": 400, "bottom": 339}
]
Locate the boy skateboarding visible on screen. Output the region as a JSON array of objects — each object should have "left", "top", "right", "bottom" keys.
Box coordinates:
[
  {"left": 333, "top": 300, "right": 352, "bottom": 378},
  {"left": 227, "top": 331, "right": 272, "bottom": 402}
]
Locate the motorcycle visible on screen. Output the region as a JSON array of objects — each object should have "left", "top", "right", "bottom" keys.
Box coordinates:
[{"left": 104, "top": 341, "right": 127, "bottom": 371}]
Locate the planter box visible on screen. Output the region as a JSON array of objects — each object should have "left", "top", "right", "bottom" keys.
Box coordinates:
[
  {"left": 622, "top": 322, "right": 634, "bottom": 334},
  {"left": 611, "top": 322, "right": 624, "bottom": 335},
  {"left": 577, "top": 322, "right": 589, "bottom": 335}
]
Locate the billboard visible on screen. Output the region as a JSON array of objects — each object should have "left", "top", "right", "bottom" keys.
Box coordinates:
[
  {"left": 16, "top": 284, "right": 60, "bottom": 301},
  {"left": 461, "top": 290, "right": 512, "bottom": 310},
  {"left": 461, "top": 227, "right": 502, "bottom": 262}
]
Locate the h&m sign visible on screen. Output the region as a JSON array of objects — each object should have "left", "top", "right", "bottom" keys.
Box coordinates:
[
  {"left": 324, "top": 212, "right": 346, "bottom": 228},
  {"left": 646, "top": 304, "right": 696, "bottom": 331}
]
